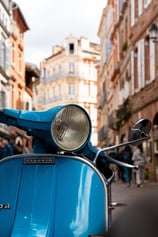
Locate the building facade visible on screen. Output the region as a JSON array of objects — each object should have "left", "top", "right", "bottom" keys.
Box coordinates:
[
  {"left": 98, "top": 0, "right": 120, "bottom": 147},
  {"left": 0, "top": 1, "right": 39, "bottom": 151},
  {"left": 36, "top": 35, "right": 100, "bottom": 146},
  {"left": 129, "top": 0, "right": 158, "bottom": 181},
  {"left": 98, "top": 0, "right": 158, "bottom": 181},
  {"left": 0, "top": 0, "right": 11, "bottom": 108},
  {"left": 10, "top": 2, "right": 29, "bottom": 110}
]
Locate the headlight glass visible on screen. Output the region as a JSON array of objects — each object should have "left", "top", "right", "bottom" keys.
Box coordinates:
[{"left": 51, "top": 105, "right": 91, "bottom": 151}]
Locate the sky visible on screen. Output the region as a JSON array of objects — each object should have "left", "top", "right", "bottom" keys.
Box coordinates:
[{"left": 14, "top": 0, "right": 107, "bottom": 66}]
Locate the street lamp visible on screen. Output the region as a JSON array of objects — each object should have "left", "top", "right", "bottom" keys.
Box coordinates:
[{"left": 149, "top": 23, "right": 158, "bottom": 43}]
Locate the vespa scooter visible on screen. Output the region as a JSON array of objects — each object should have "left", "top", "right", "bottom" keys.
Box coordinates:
[{"left": 0, "top": 104, "right": 151, "bottom": 237}]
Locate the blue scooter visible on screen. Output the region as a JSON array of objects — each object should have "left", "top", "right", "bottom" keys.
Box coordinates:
[{"left": 0, "top": 104, "right": 151, "bottom": 237}]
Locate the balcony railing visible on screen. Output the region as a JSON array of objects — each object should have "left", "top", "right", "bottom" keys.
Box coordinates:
[
  {"left": 42, "top": 71, "right": 83, "bottom": 84},
  {"left": 37, "top": 96, "right": 63, "bottom": 105}
]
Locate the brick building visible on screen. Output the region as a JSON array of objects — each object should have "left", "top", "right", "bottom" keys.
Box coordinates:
[
  {"left": 10, "top": 2, "right": 29, "bottom": 110},
  {"left": 0, "top": 1, "right": 40, "bottom": 151},
  {"left": 0, "top": 0, "right": 10, "bottom": 108},
  {"left": 98, "top": 0, "right": 158, "bottom": 181}
]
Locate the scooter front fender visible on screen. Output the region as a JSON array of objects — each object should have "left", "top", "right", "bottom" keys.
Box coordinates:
[{"left": 0, "top": 154, "right": 108, "bottom": 237}]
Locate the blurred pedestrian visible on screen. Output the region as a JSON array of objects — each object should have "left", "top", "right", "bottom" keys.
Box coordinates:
[
  {"left": 122, "top": 145, "right": 133, "bottom": 187},
  {"left": 1, "top": 137, "right": 15, "bottom": 158},
  {"left": 132, "top": 144, "right": 146, "bottom": 187},
  {"left": 117, "top": 148, "right": 125, "bottom": 183},
  {"left": 108, "top": 146, "right": 118, "bottom": 182}
]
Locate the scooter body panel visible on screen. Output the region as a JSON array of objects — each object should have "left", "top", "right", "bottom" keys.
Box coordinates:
[{"left": 0, "top": 154, "right": 107, "bottom": 237}]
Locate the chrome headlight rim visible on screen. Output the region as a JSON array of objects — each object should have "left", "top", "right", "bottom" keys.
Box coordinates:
[{"left": 51, "top": 104, "right": 91, "bottom": 152}]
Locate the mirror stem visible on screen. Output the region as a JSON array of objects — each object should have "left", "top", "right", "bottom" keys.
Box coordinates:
[{"left": 93, "top": 136, "right": 150, "bottom": 164}]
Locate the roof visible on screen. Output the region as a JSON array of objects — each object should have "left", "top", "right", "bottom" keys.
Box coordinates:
[{"left": 12, "top": 2, "right": 30, "bottom": 31}]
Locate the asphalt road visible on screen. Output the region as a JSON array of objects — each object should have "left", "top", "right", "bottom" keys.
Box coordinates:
[{"left": 107, "top": 181, "right": 158, "bottom": 237}]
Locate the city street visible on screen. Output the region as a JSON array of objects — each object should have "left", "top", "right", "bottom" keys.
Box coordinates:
[
  {"left": 111, "top": 180, "right": 158, "bottom": 221},
  {"left": 108, "top": 181, "right": 158, "bottom": 237}
]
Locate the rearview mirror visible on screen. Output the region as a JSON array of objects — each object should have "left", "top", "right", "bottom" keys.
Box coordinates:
[
  {"left": 93, "top": 118, "right": 151, "bottom": 164},
  {"left": 128, "top": 119, "right": 151, "bottom": 146}
]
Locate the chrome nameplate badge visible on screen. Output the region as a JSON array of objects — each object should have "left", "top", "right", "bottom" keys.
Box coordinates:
[
  {"left": 0, "top": 203, "right": 11, "bottom": 210},
  {"left": 24, "top": 157, "right": 55, "bottom": 165}
]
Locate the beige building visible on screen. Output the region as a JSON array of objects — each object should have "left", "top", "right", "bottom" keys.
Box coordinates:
[{"left": 36, "top": 35, "right": 100, "bottom": 146}]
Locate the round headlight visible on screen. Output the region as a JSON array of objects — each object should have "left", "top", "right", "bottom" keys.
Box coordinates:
[{"left": 51, "top": 105, "right": 91, "bottom": 151}]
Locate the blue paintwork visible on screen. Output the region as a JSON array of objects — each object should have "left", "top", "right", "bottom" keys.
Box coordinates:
[
  {"left": 0, "top": 154, "right": 107, "bottom": 237},
  {"left": 0, "top": 104, "right": 92, "bottom": 153}
]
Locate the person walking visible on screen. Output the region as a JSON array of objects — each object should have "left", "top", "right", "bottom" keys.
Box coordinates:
[
  {"left": 122, "top": 145, "right": 133, "bottom": 187},
  {"left": 132, "top": 144, "right": 146, "bottom": 187},
  {"left": 0, "top": 136, "right": 24, "bottom": 159},
  {"left": 117, "top": 148, "right": 125, "bottom": 183},
  {"left": 108, "top": 146, "right": 118, "bottom": 182},
  {"left": 1, "top": 137, "right": 15, "bottom": 158}
]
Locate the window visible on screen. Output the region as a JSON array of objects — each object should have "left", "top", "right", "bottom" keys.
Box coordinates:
[
  {"left": 131, "top": 0, "right": 135, "bottom": 26},
  {"left": 1, "top": 42, "right": 6, "bottom": 70},
  {"left": 104, "top": 39, "right": 112, "bottom": 62},
  {"left": 69, "top": 61, "right": 75, "bottom": 74},
  {"left": 90, "top": 82, "right": 97, "bottom": 97},
  {"left": 41, "top": 67, "right": 46, "bottom": 78},
  {"left": 26, "top": 102, "right": 29, "bottom": 110},
  {"left": 0, "top": 35, "right": 10, "bottom": 72},
  {"left": 58, "top": 85, "right": 61, "bottom": 96},
  {"left": 149, "top": 40, "right": 156, "bottom": 81},
  {"left": 144, "top": 0, "right": 152, "bottom": 8},
  {"left": 137, "top": 39, "right": 145, "bottom": 89},
  {"left": 59, "top": 64, "right": 61, "bottom": 73},
  {"left": 69, "top": 43, "right": 74, "bottom": 54},
  {"left": 131, "top": 51, "right": 135, "bottom": 95},
  {"left": 12, "top": 43, "right": 15, "bottom": 62},
  {"left": 19, "top": 53, "right": 22, "bottom": 73},
  {"left": 0, "top": 91, "right": 6, "bottom": 107},
  {"left": 53, "top": 67, "right": 56, "bottom": 74},
  {"left": 68, "top": 83, "right": 75, "bottom": 96},
  {"left": 84, "top": 83, "right": 90, "bottom": 96},
  {"left": 52, "top": 87, "right": 55, "bottom": 97},
  {"left": 138, "top": 0, "right": 143, "bottom": 16}
]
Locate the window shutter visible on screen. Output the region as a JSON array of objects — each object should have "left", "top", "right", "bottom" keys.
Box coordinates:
[
  {"left": 130, "top": 51, "right": 135, "bottom": 95},
  {"left": 6, "top": 45, "right": 10, "bottom": 73},
  {"left": 138, "top": 0, "right": 143, "bottom": 16},
  {"left": 149, "top": 40, "right": 155, "bottom": 81},
  {"left": 131, "top": 0, "right": 135, "bottom": 26},
  {"left": 137, "top": 41, "right": 141, "bottom": 89},
  {"left": 0, "top": 41, "right": 2, "bottom": 67},
  {"left": 141, "top": 39, "right": 145, "bottom": 88}
]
